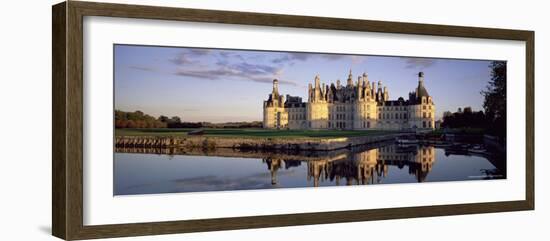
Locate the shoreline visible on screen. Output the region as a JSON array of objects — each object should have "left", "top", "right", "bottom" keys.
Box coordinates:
[{"left": 114, "top": 133, "right": 411, "bottom": 151}]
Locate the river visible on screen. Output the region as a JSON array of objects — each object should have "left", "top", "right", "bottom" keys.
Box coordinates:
[{"left": 114, "top": 143, "right": 505, "bottom": 195}]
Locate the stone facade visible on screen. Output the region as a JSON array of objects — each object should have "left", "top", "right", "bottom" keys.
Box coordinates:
[{"left": 263, "top": 71, "right": 435, "bottom": 130}]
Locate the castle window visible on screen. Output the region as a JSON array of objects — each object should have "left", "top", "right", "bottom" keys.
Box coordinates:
[
  {"left": 423, "top": 105, "right": 426, "bottom": 110},
  {"left": 423, "top": 121, "right": 426, "bottom": 128},
  {"left": 423, "top": 112, "right": 426, "bottom": 118},
  {"left": 395, "top": 113, "right": 399, "bottom": 119}
]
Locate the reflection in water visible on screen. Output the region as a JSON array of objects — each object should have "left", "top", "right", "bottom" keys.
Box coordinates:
[
  {"left": 114, "top": 143, "right": 505, "bottom": 195},
  {"left": 265, "top": 145, "right": 436, "bottom": 187}
]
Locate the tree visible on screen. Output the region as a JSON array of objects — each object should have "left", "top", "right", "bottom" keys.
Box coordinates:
[
  {"left": 115, "top": 110, "right": 167, "bottom": 129},
  {"left": 441, "top": 107, "right": 487, "bottom": 129},
  {"left": 170, "top": 116, "right": 182, "bottom": 124},
  {"left": 158, "top": 115, "right": 169, "bottom": 123},
  {"left": 482, "top": 61, "right": 506, "bottom": 137}
]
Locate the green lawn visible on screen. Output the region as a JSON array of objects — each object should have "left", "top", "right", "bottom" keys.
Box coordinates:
[{"left": 115, "top": 128, "right": 395, "bottom": 139}]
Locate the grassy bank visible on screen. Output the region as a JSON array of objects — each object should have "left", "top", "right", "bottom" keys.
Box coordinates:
[{"left": 115, "top": 128, "right": 395, "bottom": 139}]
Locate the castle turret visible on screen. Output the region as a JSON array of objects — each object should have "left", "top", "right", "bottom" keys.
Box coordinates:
[
  {"left": 416, "top": 72, "right": 429, "bottom": 99},
  {"left": 272, "top": 79, "right": 279, "bottom": 96},
  {"left": 321, "top": 83, "right": 326, "bottom": 101},
  {"left": 357, "top": 76, "right": 363, "bottom": 100},
  {"left": 315, "top": 74, "right": 321, "bottom": 88},
  {"left": 314, "top": 75, "right": 321, "bottom": 101},
  {"left": 347, "top": 69, "right": 353, "bottom": 87},
  {"left": 308, "top": 83, "right": 313, "bottom": 102}
]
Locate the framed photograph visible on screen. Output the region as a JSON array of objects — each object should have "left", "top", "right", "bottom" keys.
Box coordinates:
[{"left": 52, "top": 1, "right": 534, "bottom": 240}]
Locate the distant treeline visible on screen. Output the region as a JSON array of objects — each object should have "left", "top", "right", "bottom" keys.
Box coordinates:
[
  {"left": 441, "top": 107, "right": 488, "bottom": 129},
  {"left": 114, "top": 110, "right": 262, "bottom": 129},
  {"left": 441, "top": 61, "right": 506, "bottom": 138}
]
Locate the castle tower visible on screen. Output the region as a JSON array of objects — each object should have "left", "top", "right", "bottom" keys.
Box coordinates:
[
  {"left": 308, "top": 83, "right": 313, "bottom": 102},
  {"left": 314, "top": 74, "right": 321, "bottom": 101},
  {"left": 357, "top": 76, "right": 363, "bottom": 100},
  {"left": 347, "top": 69, "right": 353, "bottom": 87},
  {"left": 416, "top": 72, "right": 428, "bottom": 99},
  {"left": 377, "top": 81, "right": 383, "bottom": 101},
  {"left": 412, "top": 71, "right": 434, "bottom": 129},
  {"left": 272, "top": 79, "right": 279, "bottom": 96}
]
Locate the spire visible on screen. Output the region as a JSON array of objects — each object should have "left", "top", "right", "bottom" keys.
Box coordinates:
[
  {"left": 347, "top": 69, "right": 353, "bottom": 87},
  {"left": 315, "top": 74, "right": 321, "bottom": 88},
  {"left": 362, "top": 72, "right": 368, "bottom": 86}
]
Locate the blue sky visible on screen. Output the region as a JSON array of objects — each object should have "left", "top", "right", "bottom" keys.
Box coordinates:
[{"left": 114, "top": 44, "right": 497, "bottom": 123}]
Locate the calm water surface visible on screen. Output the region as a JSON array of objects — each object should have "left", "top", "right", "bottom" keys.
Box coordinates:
[{"left": 114, "top": 144, "right": 505, "bottom": 195}]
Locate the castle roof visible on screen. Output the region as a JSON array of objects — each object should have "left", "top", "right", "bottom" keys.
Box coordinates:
[
  {"left": 417, "top": 84, "right": 429, "bottom": 98},
  {"left": 416, "top": 72, "right": 430, "bottom": 98}
]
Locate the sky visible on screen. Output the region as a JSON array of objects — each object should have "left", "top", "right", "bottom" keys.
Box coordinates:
[{"left": 114, "top": 44, "right": 499, "bottom": 123}]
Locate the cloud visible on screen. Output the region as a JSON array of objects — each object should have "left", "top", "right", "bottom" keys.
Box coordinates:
[
  {"left": 128, "top": 65, "right": 157, "bottom": 72},
  {"left": 218, "top": 51, "right": 245, "bottom": 61},
  {"left": 174, "top": 59, "right": 296, "bottom": 86},
  {"left": 169, "top": 49, "right": 212, "bottom": 65},
  {"left": 403, "top": 57, "right": 437, "bottom": 69},
  {"left": 271, "top": 52, "right": 311, "bottom": 64},
  {"left": 134, "top": 48, "right": 299, "bottom": 86},
  {"left": 187, "top": 48, "right": 212, "bottom": 56},
  {"left": 272, "top": 52, "right": 366, "bottom": 66},
  {"left": 174, "top": 66, "right": 296, "bottom": 86},
  {"left": 169, "top": 52, "right": 196, "bottom": 65},
  {"left": 320, "top": 54, "right": 344, "bottom": 60}
]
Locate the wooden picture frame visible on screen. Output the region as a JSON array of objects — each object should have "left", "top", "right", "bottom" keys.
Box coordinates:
[{"left": 52, "top": 1, "right": 534, "bottom": 240}]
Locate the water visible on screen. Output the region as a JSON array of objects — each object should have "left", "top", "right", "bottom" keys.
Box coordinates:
[{"left": 114, "top": 144, "right": 506, "bottom": 195}]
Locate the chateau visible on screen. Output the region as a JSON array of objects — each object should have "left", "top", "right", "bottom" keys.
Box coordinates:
[{"left": 263, "top": 71, "right": 435, "bottom": 130}]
